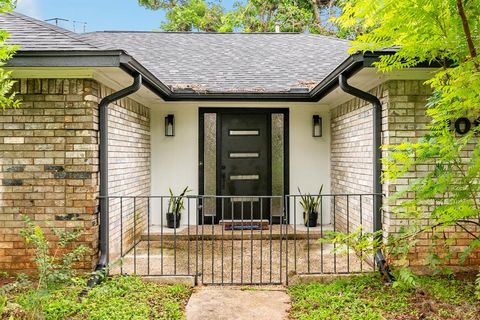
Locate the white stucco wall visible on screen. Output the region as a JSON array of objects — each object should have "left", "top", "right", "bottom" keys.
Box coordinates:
[{"left": 150, "top": 103, "right": 331, "bottom": 225}]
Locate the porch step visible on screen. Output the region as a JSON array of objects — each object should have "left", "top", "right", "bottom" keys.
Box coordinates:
[
  {"left": 219, "top": 219, "right": 269, "bottom": 230},
  {"left": 140, "top": 224, "right": 333, "bottom": 241}
]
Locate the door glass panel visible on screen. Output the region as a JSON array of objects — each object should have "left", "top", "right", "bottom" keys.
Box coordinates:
[
  {"left": 203, "top": 113, "right": 216, "bottom": 216},
  {"left": 230, "top": 174, "right": 260, "bottom": 180},
  {"left": 231, "top": 197, "right": 260, "bottom": 202},
  {"left": 272, "top": 113, "right": 284, "bottom": 216},
  {"left": 229, "top": 152, "right": 259, "bottom": 158},
  {"left": 229, "top": 130, "right": 259, "bottom": 136}
]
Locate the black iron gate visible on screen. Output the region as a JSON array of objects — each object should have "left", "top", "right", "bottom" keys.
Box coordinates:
[{"left": 104, "top": 194, "right": 381, "bottom": 285}]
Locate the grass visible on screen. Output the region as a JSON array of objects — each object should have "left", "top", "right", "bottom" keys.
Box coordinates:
[
  {"left": 288, "top": 274, "right": 480, "bottom": 320},
  {"left": 2, "top": 275, "right": 192, "bottom": 320}
]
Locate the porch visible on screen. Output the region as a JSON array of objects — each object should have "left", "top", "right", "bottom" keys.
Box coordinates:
[
  {"left": 104, "top": 95, "right": 382, "bottom": 285},
  {"left": 106, "top": 194, "right": 381, "bottom": 285}
]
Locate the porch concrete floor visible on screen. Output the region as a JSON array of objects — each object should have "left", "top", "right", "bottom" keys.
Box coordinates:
[
  {"left": 110, "top": 239, "right": 374, "bottom": 284},
  {"left": 142, "top": 224, "right": 333, "bottom": 241}
]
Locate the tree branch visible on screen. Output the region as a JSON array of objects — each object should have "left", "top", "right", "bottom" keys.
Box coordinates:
[{"left": 456, "top": 0, "right": 477, "bottom": 59}]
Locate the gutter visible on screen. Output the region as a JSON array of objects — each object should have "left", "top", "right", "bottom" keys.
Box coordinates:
[
  {"left": 6, "top": 50, "right": 172, "bottom": 101},
  {"left": 338, "top": 74, "right": 395, "bottom": 283},
  {"left": 6, "top": 50, "right": 389, "bottom": 102},
  {"left": 8, "top": 49, "right": 435, "bottom": 102},
  {"left": 86, "top": 73, "right": 143, "bottom": 287}
]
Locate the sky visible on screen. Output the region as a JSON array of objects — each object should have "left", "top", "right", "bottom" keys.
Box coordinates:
[{"left": 14, "top": 0, "right": 235, "bottom": 33}]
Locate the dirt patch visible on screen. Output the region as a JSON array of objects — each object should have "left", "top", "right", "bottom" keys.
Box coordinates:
[
  {"left": 111, "top": 239, "right": 373, "bottom": 284},
  {"left": 394, "top": 289, "right": 480, "bottom": 320}
]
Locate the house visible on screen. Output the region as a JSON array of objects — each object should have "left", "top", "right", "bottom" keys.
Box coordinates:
[{"left": 0, "top": 12, "right": 477, "bottom": 282}]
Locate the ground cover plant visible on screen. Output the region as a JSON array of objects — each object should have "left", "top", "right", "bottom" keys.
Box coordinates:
[
  {"left": 323, "top": 0, "right": 480, "bottom": 293},
  {"left": 289, "top": 274, "right": 480, "bottom": 320},
  {"left": 1, "top": 274, "right": 191, "bottom": 320},
  {"left": 0, "top": 216, "right": 192, "bottom": 320}
]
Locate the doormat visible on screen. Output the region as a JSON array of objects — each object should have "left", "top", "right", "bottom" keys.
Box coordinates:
[
  {"left": 224, "top": 225, "right": 265, "bottom": 230},
  {"left": 221, "top": 219, "right": 270, "bottom": 230}
]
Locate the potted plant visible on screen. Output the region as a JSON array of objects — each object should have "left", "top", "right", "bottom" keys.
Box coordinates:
[
  {"left": 166, "top": 186, "right": 190, "bottom": 228},
  {"left": 298, "top": 185, "right": 323, "bottom": 227}
]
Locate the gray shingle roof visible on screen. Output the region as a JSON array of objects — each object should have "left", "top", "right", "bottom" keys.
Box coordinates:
[
  {"left": 0, "top": 12, "right": 98, "bottom": 50},
  {"left": 82, "top": 32, "right": 350, "bottom": 93},
  {"left": 1, "top": 11, "right": 351, "bottom": 93}
]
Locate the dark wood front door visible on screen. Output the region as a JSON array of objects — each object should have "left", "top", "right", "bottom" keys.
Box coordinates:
[{"left": 218, "top": 112, "right": 270, "bottom": 220}]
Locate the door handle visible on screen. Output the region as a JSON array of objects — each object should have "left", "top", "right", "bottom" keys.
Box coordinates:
[{"left": 221, "top": 165, "right": 226, "bottom": 190}]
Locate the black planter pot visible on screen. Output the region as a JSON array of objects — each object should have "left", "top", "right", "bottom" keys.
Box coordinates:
[
  {"left": 303, "top": 211, "right": 318, "bottom": 227},
  {"left": 166, "top": 212, "right": 181, "bottom": 228}
]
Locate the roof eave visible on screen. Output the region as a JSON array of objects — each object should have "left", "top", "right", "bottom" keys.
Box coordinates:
[
  {"left": 7, "top": 49, "right": 418, "bottom": 102},
  {"left": 309, "top": 51, "right": 396, "bottom": 101},
  {"left": 7, "top": 50, "right": 174, "bottom": 100},
  {"left": 167, "top": 92, "right": 313, "bottom": 102}
]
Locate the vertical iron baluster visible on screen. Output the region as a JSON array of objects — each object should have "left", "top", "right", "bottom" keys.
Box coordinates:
[
  {"left": 120, "top": 197, "right": 123, "bottom": 275},
  {"left": 259, "top": 197, "right": 263, "bottom": 284},
  {"left": 211, "top": 197, "right": 215, "bottom": 284},
  {"left": 133, "top": 197, "right": 137, "bottom": 275},
  {"left": 240, "top": 200, "right": 244, "bottom": 285},
  {"left": 231, "top": 199, "right": 234, "bottom": 284},
  {"left": 372, "top": 195, "right": 376, "bottom": 272},
  {"left": 269, "top": 197, "right": 273, "bottom": 283},
  {"left": 285, "top": 196, "right": 288, "bottom": 285},
  {"left": 279, "top": 197, "right": 283, "bottom": 284},
  {"left": 294, "top": 195, "right": 297, "bottom": 272},
  {"left": 201, "top": 198, "right": 205, "bottom": 283},
  {"left": 174, "top": 196, "right": 177, "bottom": 275},
  {"left": 195, "top": 198, "right": 199, "bottom": 283},
  {"left": 106, "top": 197, "right": 110, "bottom": 272},
  {"left": 359, "top": 195, "right": 363, "bottom": 272},
  {"left": 307, "top": 194, "right": 310, "bottom": 274},
  {"left": 221, "top": 197, "right": 224, "bottom": 284},
  {"left": 161, "top": 197, "right": 164, "bottom": 275},
  {"left": 320, "top": 195, "right": 323, "bottom": 273},
  {"left": 147, "top": 197, "right": 150, "bottom": 276},
  {"left": 250, "top": 200, "right": 253, "bottom": 283},
  {"left": 187, "top": 197, "right": 191, "bottom": 275},
  {"left": 346, "top": 195, "right": 350, "bottom": 273},
  {"left": 333, "top": 195, "right": 337, "bottom": 273}
]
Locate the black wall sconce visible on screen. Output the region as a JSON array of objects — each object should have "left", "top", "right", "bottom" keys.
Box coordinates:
[
  {"left": 165, "top": 114, "right": 175, "bottom": 136},
  {"left": 312, "top": 115, "right": 322, "bottom": 137}
]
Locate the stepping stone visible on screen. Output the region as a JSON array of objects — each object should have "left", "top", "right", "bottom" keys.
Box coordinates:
[{"left": 186, "top": 286, "right": 291, "bottom": 320}]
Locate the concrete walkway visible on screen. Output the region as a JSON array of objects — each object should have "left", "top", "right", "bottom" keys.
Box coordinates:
[{"left": 185, "top": 286, "right": 291, "bottom": 320}]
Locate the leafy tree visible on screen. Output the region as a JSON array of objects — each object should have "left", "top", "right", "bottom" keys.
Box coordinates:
[
  {"left": 0, "top": 0, "right": 19, "bottom": 108},
  {"left": 139, "top": 0, "right": 230, "bottom": 31},
  {"left": 138, "top": 0, "right": 342, "bottom": 34},
  {"left": 328, "top": 0, "right": 480, "bottom": 287}
]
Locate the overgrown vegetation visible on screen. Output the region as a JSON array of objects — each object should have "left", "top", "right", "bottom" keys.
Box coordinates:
[
  {"left": 0, "top": 0, "right": 20, "bottom": 108},
  {"left": 0, "top": 217, "right": 191, "bottom": 319},
  {"left": 323, "top": 0, "right": 480, "bottom": 292},
  {"left": 19, "top": 216, "right": 89, "bottom": 290},
  {"left": 289, "top": 274, "right": 480, "bottom": 320},
  {"left": 138, "top": 0, "right": 343, "bottom": 34},
  {"left": 1, "top": 275, "right": 191, "bottom": 320}
]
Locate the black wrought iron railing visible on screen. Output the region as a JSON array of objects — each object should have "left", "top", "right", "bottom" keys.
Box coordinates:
[{"left": 101, "top": 194, "right": 383, "bottom": 285}]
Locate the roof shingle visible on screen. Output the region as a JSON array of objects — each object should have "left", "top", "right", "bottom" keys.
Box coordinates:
[
  {"left": 0, "top": 12, "right": 98, "bottom": 50},
  {"left": 82, "top": 31, "right": 350, "bottom": 93},
  {"left": 1, "top": 11, "right": 351, "bottom": 93}
]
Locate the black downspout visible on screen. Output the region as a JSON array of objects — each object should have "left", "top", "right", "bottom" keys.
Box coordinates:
[
  {"left": 87, "top": 73, "right": 142, "bottom": 287},
  {"left": 339, "top": 74, "right": 395, "bottom": 283}
]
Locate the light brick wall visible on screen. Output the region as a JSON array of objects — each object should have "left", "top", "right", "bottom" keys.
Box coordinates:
[
  {"left": 330, "top": 84, "right": 388, "bottom": 233},
  {"left": 0, "top": 78, "right": 151, "bottom": 272},
  {"left": 383, "top": 80, "right": 480, "bottom": 267},
  {"left": 331, "top": 79, "right": 480, "bottom": 267},
  {"left": 103, "top": 84, "right": 150, "bottom": 262},
  {"left": 0, "top": 79, "right": 100, "bottom": 272}
]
